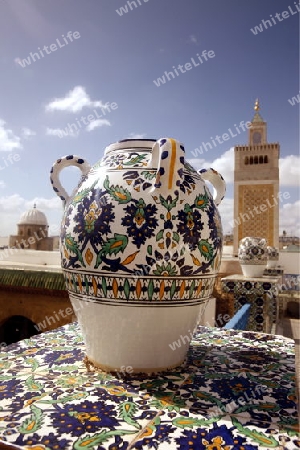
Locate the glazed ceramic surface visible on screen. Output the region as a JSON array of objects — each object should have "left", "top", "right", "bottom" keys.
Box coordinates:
[
  {"left": 50, "top": 138, "right": 226, "bottom": 370},
  {"left": 238, "top": 236, "right": 268, "bottom": 278}
]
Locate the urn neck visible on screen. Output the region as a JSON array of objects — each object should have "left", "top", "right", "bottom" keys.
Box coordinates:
[{"left": 104, "top": 139, "right": 157, "bottom": 156}]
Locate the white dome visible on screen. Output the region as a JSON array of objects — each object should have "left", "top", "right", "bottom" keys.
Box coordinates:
[{"left": 18, "top": 205, "right": 48, "bottom": 226}]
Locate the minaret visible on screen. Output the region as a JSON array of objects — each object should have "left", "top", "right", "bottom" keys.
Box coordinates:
[{"left": 233, "top": 100, "right": 280, "bottom": 255}]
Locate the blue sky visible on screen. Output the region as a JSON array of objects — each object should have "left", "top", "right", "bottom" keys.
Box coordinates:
[{"left": 0, "top": 0, "right": 299, "bottom": 237}]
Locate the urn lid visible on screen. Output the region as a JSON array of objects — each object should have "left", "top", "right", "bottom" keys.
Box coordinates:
[{"left": 104, "top": 139, "right": 157, "bottom": 155}]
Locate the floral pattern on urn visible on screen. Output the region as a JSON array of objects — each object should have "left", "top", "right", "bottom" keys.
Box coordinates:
[
  {"left": 238, "top": 236, "right": 268, "bottom": 278},
  {"left": 50, "top": 138, "right": 226, "bottom": 371}
]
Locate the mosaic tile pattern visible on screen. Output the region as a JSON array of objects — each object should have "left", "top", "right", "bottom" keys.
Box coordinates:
[
  {"left": 0, "top": 323, "right": 298, "bottom": 449},
  {"left": 222, "top": 275, "right": 280, "bottom": 332}
]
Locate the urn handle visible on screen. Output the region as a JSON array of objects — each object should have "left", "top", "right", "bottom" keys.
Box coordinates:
[
  {"left": 198, "top": 168, "right": 226, "bottom": 206},
  {"left": 151, "top": 138, "right": 185, "bottom": 194},
  {"left": 50, "top": 155, "right": 91, "bottom": 205}
]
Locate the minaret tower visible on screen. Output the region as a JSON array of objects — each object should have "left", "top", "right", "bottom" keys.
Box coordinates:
[{"left": 233, "top": 100, "right": 280, "bottom": 255}]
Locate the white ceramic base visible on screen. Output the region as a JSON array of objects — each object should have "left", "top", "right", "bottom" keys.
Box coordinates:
[
  {"left": 267, "top": 261, "right": 278, "bottom": 269},
  {"left": 240, "top": 263, "right": 267, "bottom": 278},
  {"left": 70, "top": 295, "right": 208, "bottom": 372}
]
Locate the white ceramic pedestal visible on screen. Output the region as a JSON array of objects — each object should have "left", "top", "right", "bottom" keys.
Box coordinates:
[
  {"left": 267, "top": 260, "right": 278, "bottom": 269},
  {"left": 70, "top": 295, "right": 209, "bottom": 373},
  {"left": 240, "top": 264, "right": 267, "bottom": 278}
]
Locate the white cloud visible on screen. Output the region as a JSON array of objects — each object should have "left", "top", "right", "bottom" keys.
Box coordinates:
[
  {"left": 280, "top": 200, "right": 300, "bottom": 235},
  {"left": 188, "top": 150, "right": 300, "bottom": 187},
  {"left": 22, "top": 127, "right": 36, "bottom": 138},
  {"left": 46, "top": 128, "right": 64, "bottom": 138},
  {"left": 279, "top": 155, "right": 300, "bottom": 186},
  {"left": 45, "top": 127, "right": 78, "bottom": 138},
  {"left": 14, "top": 57, "right": 24, "bottom": 67},
  {"left": 45, "top": 86, "right": 109, "bottom": 113},
  {"left": 127, "top": 133, "right": 147, "bottom": 139},
  {"left": 0, "top": 120, "right": 22, "bottom": 152},
  {"left": 0, "top": 194, "right": 24, "bottom": 211},
  {"left": 0, "top": 181, "right": 6, "bottom": 189},
  {"left": 0, "top": 194, "right": 63, "bottom": 236},
  {"left": 187, "top": 35, "right": 198, "bottom": 45},
  {"left": 0, "top": 194, "right": 62, "bottom": 213},
  {"left": 86, "top": 119, "right": 111, "bottom": 131},
  {"left": 24, "top": 197, "right": 62, "bottom": 210},
  {"left": 187, "top": 147, "right": 234, "bottom": 184},
  {"left": 217, "top": 197, "right": 234, "bottom": 234}
]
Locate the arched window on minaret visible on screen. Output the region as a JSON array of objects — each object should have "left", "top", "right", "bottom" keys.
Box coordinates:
[
  {"left": 254, "top": 156, "right": 258, "bottom": 164},
  {"left": 250, "top": 156, "right": 253, "bottom": 164},
  {"left": 264, "top": 155, "right": 268, "bottom": 163},
  {"left": 259, "top": 155, "right": 263, "bottom": 164}
]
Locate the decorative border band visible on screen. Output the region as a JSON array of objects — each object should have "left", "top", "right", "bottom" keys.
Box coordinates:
[{"left": 63, "top": 270, "right": 215, "bottom": 303}]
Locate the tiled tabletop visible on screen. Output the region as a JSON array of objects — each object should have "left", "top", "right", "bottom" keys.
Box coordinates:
[{"left": 0, "top": 323, "right": 299, "bottom": 449}]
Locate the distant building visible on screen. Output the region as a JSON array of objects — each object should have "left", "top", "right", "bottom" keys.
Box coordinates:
[
  {"left": 9, "top": 204, "right": 54, "bottom": 251},
  {"left": 233, "top": 100, "right": 280, "bottom": 255}
]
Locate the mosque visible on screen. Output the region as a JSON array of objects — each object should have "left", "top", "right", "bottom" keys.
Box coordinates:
[{"left": 8, "top": 204, "right": 55, "bottom": 251}]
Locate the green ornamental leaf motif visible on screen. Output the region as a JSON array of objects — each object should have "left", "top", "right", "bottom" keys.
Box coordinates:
[
  {"left": 25, "top": 375, "right": 43, "bottom": 392},
  {"left": 25, "top": 358, "right": 39, "bottom": 372},
  {"left": 0, "top": 361, "right": 11, "bottom": 370},
  {"left": 124, "top": 279, "right": 130, "bottom": 299},
  {"left": 65, "top": 234, "right": 86, "bottom": 267},
  {"left": 198, "top": 240, "right": 214, "bottom": 261},
  {"left": 173, "top": 232, "right": 180, "bottom": 243},
  {"left": 151, "top": 392, "right": 185, "bottom": 411},
  {"left": 39, "top": 391, "right": 88, "bottom": 404},
  {"left": 18, "top": 405, "right": 44, "bottom": 434},
  {"left": 189, "top": 280, "right": 195, "bottom": 298},
  {"left": 124, "top": 154, "right": 147, "bottom": 166},
  {"left": 0, "top": 375, "right": 15, "bottom": 381},
  {"left": 95, "top": 234, "right": 128, "bottom": 269},
  {"left": 118, "top": 402, "right": 140, "bottom": 429},
  {"left": 194, "top": 193, "right": 209, "bottom": 209},
  {"left": 170, "top": 280, "right": 176, "bottom": 299},
  {"left": 72, "top": 181, "right": 98, "bottom": 205},
  {"left": 147, "top": 244, "right": 153, "bottom": 255},
  {"left": 234, "top": 403, "right": 280, "bottom": 415},
  {"left": 101, "top": 276, "right": 107, "bottom": 296},
  {"left": 103, "top": 176, "right": 131, "bottom": 204},
  {"left": 231, "top": 416, "right": 279, "bottom": 447},
  {"left": 156, "top": 229, "right": 164, "bottom": 242},
  {"left": 84, "top": 274, "right": 89, "bottom": 295},
  {"left": 101, "top": 234, "right": 128, "bottom": 256},
  {"left": 141, "top": 170, "right": 156, "bottom": 180},
  {"left": 193, "top": 391, "right": 224, "bottom": 409},
  {"left": 172, "top": 415, "right": 218, "bottom": 429},
  {"left": 73, "top": 429, "right": 137, "bottom": 450},
  {"left": 159, "top": 195, "right": 178, "bottom": 211},
  {"left": 148, "top": 279, "right": 154, "bottom": 301}
]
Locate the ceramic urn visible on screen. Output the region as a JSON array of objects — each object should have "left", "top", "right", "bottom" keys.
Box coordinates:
[
  {"left": 238, "top": 236, "right": 268, "bottom": 278},
  {"left": 50, "top": 138, "right": 226, "bottom": 372}
]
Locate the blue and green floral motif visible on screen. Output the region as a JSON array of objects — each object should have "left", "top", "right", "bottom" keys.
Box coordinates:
[
  {"left": 103, "top": 176, "right": 131, "bottom": 204},
  {"left": 55, "top": 139, "right": 225, "bottom": 302},
  {"left": 123, "top": 170, "right": 154, "bottom": 192},
  {"left": 153, "top": 262, "right": 178, "bottom": 277},
  {"left": 0, "top": 323, "right": 298, "bottom": 449},
  {"left": 101, "top": 152, "right": 149, "bottom": 169},
  {"left": 121, "top": 198, "right": 158, "bottom": 249},
  {"left": 177, "top": 204, "right": 204, "bottom": 251},
  {"left": 194, "top": 191, "right": 209, "bottom": 209}
]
